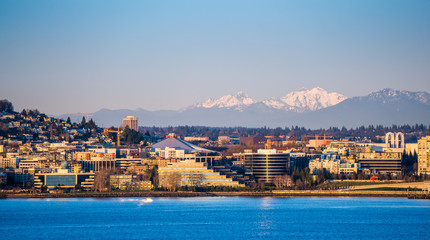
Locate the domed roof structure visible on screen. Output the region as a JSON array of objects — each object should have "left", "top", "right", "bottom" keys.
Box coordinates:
[
  {"left": 60, "top": 160, "right": 68, "bottom": 169},
  {"left": 151, "top": 137, "right": 216, "bottom": 154}
]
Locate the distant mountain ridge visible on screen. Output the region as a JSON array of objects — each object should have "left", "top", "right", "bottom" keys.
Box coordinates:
[
  {"left": 188, "top": 87, "right": 346, "bottom": 112},
  {"left": 57, "top": 88, "right": 430, "bottom": 128},
  {"left": 287, "top": 88, "right": 430, "bottom": 128},
  {"left": 362, "top": 88, "right": 430, "bottom": 105},
  {"left": 262, "top": 87, "right": 347, "bottom": 112},
  {"left": 188, "top": 91, "right": 255, "bottom": 111}
]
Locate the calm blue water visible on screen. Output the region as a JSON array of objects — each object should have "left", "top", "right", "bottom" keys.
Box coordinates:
[{"left": 1, "top": 197, "right": 430, "bottom": 239}]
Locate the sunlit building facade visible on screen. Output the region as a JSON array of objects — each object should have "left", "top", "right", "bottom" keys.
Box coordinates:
[
  {"left": 123, "top": 116, "right": 139, "bottom": 132},
  {"left": 244, "top": 149, "right": 290, "bottom": 183},
  {"left": 418, "top": 136, "right": 430, "bottom": 175}
]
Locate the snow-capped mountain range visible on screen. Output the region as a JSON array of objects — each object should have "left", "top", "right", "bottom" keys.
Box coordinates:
[
  {"left": 58, "top": 88, "right": 430, "bottom": 128},
  {"left": 189, "top": 87, "right": 347, "bottom": 112},
  {"left": 190, "top": 91, "right": 256, "bottom": 111}
]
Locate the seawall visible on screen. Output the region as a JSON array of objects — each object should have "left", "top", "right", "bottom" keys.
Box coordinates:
[{"left": 4, "top": 190, "right": 429, "bottom": 199}]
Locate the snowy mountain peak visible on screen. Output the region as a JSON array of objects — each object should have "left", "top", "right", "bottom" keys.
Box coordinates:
[
  {"left": 263, "top": 87, "right": 347, "bottom": 112},
  {"left": 191, "top": 91, "right": 256, "bottom": 111},
  {"left": 190, "top": 87, "right": 347, "bottom": 112},
  {"left": 365, "top": 88, "right": 430, "bottom": 105}
]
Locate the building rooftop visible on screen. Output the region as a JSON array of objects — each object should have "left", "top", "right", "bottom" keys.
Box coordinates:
[{"left": 151, "top": 137, "right": 215, "bottom": 154}]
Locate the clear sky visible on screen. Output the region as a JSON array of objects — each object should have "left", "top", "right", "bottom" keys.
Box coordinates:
[{"left": 1, "top": 0, "right": 429, "bottom": 115}]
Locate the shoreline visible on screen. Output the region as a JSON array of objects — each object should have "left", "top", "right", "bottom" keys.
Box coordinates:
[{"left": 3, "top": 190, "right": 429, "bottom": 199}]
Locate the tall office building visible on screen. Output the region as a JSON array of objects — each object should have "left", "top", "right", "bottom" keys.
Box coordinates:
[
  {"left": 122, "top": 116, "right": 139, "bottom": 131},
  {"left": 244, "top": 149, "right": 290, "bottom": 183},
  {"left": 418, "top": 136, "right": 430, "bottom": 175}
]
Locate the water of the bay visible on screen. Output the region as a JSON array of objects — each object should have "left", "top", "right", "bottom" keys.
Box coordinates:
[{"left": 1, "top": 197, "right": 430, "bottom": 239}]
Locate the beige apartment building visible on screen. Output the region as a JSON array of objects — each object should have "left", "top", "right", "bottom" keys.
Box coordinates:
[
  {"left": 123, "top": 116, "right": 139, "bottom": 132},
  {"left": 418, "top": 136, "right": 430, "bottom": 175},
  {"left": 0, "top": 157, "right": 16, "bottom": 169}
]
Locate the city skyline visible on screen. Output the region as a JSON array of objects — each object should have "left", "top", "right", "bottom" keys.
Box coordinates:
[
  {"left": 1, "top": 1, "right": 430, "bottom": 237},
  {"left": 1, "top": 1, "right": 430, "bottom": 115}
]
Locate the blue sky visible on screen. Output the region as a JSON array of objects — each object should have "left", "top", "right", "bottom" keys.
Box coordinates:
[{"left": 1, "top": 0, "right": 429, "bottom": 114}]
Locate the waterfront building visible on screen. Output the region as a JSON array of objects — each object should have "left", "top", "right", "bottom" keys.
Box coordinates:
[
  {"left": 6, "top": 171, "right": 33, "bottom": 187},
  {"left": 122, "top": 116, "right": 139, "bottom": 131},
  {"left": 357, "top": 150, "right": 402, "bottom": 174},
  {"left": 158, "top": 160, "right": 244, "bottom": 188},
  {"left": 34, "top": 170, "right": 95, "bottom": 190},
  {"left": 110, "top": 174, "right": 135, "bottom": 190},
  {"left": 418, "top": 136, "right": 430, "bottom": 175},
  {"left": 244, "top": 149, "right": 290, "bottom": 183},
  {"left": 110, "top": 174, "right": 152, "bottom": 190}
]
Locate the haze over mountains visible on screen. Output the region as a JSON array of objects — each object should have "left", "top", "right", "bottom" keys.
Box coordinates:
[{"left": 59, "top": 88, "right": 430, "bottom": 128}]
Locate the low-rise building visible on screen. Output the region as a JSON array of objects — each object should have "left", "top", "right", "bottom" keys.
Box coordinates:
[
  {"left": 34, "top": 170, "right": 95, "bottom": 190},
  {"left": 80, "top": 159, "right": 116, "bottom": 173},
  {"left": 158, "top": 160, "right": 244, "bottom": 188},
  {"left": 18, "top": 159, "right": 41, "bottom": 169},
  {"left": 116, "top": 158, "right": 142, "bottom": 171},
  {"left": 358, "top": 150, "right": 402, "bottom": 174},
  {"left": 0, "top": 157, "right": 17, "bottom": 169},
  {"left": 309, "top": 157, "right": 339, "bottom": 175},
  {"left": 110, "top": 174, "right": 152, "bottom": 190}
]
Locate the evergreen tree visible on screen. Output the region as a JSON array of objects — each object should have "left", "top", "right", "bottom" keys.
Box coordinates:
[
  {"left": 122, "top": 126, "right": 143, "bottom": 145},
  {"left": 66, "top": 117, "right": 71, "bottom": 124},
  {"left": 0, "top": 99, "right": 13, "bottom": 113},
  {"left": 86, "top": 118, "right": 97, "bottom": 129},
  {"left": 39, "top": 113, "right": 47, "bottom": 122},
  {"left": 81, "top": 117, "right": 86, "bottom": 127}
]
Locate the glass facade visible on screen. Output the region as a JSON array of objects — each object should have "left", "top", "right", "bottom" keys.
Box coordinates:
[
  {"left": 245, "top": 153, "right": 290, "bottom": 183},
  {"left": 46, "top": 175, "right": 76, "bottom": 188}
]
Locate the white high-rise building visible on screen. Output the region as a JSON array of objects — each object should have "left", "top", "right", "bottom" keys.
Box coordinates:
[{"left": 122, "top": 116, "right": 139, "bottom": 132}]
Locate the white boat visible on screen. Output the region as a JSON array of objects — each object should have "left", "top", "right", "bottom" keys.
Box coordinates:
[{"left": 142, "top": 198, "right": 153, "bottom": 203}]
